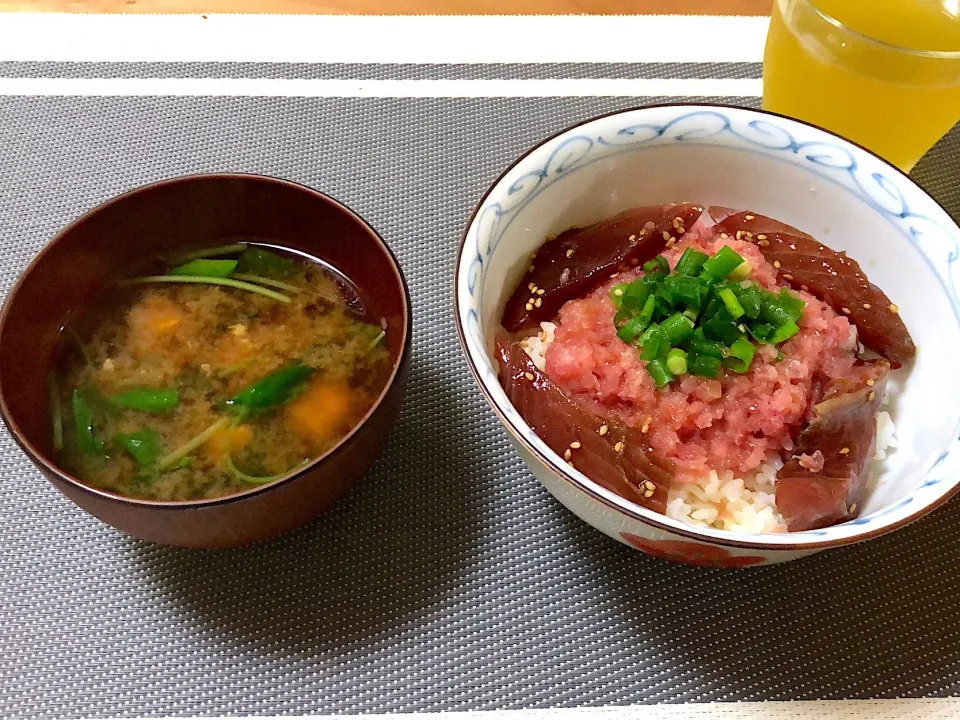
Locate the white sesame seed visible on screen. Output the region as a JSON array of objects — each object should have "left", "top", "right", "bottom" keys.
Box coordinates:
[
  {"left": 524, "top": 372, "right": 534, "bottom": 381},
  {"left": 570, "top": 441, "right": 581, "bottom": 449},
  {"left": 614, "top": 441, "right": 624, "bottom": 453},
  {"left": 598, "top": 425, "right": 609, "bottom": 436},
  {"left": 563, "top": 449, "right": 572, "bottom": 461}
]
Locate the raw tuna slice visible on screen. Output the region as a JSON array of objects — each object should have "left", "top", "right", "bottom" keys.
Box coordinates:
[
  {"left": 502, "top": 203, "right": 703, "bottom": 332},
  {"left": 776, "top": 360, "right": 890, "bottom": 531},
  {"left": 496, "top": 335, "right": 674, "bottom": 514},
  {"left": 709, "top": 208, "right": 915, "bottom": 368}
]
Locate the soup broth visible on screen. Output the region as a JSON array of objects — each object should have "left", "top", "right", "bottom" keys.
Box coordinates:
[{"left": 53, "top": 244, "right": 391, "bottom": 502}]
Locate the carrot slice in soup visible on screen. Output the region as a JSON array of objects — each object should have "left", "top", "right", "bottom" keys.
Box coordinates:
[
  {"left": 203, "top": 424, "right": 254, "bottom": 463},
  {"left": 285, "top": 379, "right": 356, "bottom": 446}
]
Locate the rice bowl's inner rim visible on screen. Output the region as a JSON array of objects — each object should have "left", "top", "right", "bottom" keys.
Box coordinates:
[{"left": 454, "top": 103, "right": 960, "bottom": 551}]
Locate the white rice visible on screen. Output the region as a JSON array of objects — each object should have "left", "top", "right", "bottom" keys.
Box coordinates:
[
  {"left": 521, "top": 322, "right": 557, "bottom": 371},
  {"left": 520, "top": 327, "right": 898, "bottom": 534}
]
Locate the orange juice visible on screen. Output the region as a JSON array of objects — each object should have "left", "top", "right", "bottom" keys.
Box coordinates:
[{"left": 763, "top": 0, "right": 960, "bottom": 171}]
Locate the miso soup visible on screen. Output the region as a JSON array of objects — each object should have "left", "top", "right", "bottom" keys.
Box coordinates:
[{"left": 52, "top": 243, "right": 391, "bottom": 501}]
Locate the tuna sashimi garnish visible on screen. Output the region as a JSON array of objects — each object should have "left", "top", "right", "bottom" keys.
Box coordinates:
[
  {"left": 502, "top": 203, "right": 703, "bottom": 333},
  {"left": 708, "top": 208, "right": 916, "bottom": 368},
  {"left": 496, "top": 335, "right": 673, "bottom": 514},
  {"left": 775, "top": 360, "right": 890, "bottom": 531}
]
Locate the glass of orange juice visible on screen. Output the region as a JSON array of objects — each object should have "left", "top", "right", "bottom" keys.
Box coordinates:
[{"left": 763, "top": 0, "right": 960, "bottom": 172}]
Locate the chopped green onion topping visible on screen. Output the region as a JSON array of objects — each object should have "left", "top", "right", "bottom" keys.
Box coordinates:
[
  {"left": 737, "top": 282, "right": 763, "bottom": 319},
  {"left": 777, "top": 288, "right": 806, "bottom": 321},
  {"left": 638, "top": 324, "right": 667, "bottom": 362},
  {"left": 747, "top": 323, "right": 776, "bottom": 344},
  {"left": 688, "top": 353, "right": 722, "bottom": 378},
  {"left": 690, "top": 328, "right": 726, "bottom": 359},
  {"left": 718, "top": 287, "right": 745, "bottom": 320},
  {"left": 614, "top": 308, "right": 633, "bottom": 329},
  {"left": 666, "top": 348, "right": 688, "bottom": 376},
  {"left": 610, "top": 283, "right": 629, "bottom": 309},
  {"left": 622, "top": 278, "right": 651, "bottom": 311},
  {"left": 610, "top": 242, "right": 805, "bottom": 387},
  {"left": 646, "top": 358, "right": 674, "bottom": 388},
  {"left": 617, "top": 314, "right": 649, "bottom": 344},
  {"left": 662, "top": 312, "right": 694, "bottom": 345},
  {"left": 701, "top": 307, "right": 742, "bottom": 346},
  {"left": 643, "top": 255, "right": 670, "bottom": 276},
  {"left": 728, "top": 259, "right": 753, "bottom": 281},
  {"left": 702, "top": 246, "right": 744, "bottom": 279},
  {"left": 771, "top": 320, "right": 800, "bottom": 343},
  {"left": 664, "top": 274, "right": 701, "bottom": 310},
  {"left": 674, "top": 248, "right": 709, "bottom": 277},
  {"left": 724, "top": 337, "right": 756, "bottom": 373}
]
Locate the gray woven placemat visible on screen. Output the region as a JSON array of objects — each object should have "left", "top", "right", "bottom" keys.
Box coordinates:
[{"left": 0, "top": 68, "right": 958, "bottom": 719}]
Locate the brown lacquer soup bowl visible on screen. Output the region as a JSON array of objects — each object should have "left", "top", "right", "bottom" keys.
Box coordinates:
[{"left": 0, "top": 174, "right": 411, "bottom": 548}]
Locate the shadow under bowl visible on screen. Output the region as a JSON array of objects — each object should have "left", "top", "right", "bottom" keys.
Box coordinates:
[{"left": 0, "top": 173, "right": 412, "bottom": 548}]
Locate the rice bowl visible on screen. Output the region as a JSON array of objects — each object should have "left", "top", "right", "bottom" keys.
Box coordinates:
[{"left": 456, "top": 104, "right": 960, "bottom": 567}]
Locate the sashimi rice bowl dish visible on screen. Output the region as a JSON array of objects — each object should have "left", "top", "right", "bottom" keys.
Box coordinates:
[{"left": 496, "top": 204, "right": 914, "bottom": 535}]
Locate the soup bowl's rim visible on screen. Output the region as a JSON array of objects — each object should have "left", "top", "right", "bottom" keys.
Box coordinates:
[
  {"left": 0, "top": 172, "right": 413, "bottom": 510},
  {"left": 453, "top": 102, "right": 960, "bottom": 553}
]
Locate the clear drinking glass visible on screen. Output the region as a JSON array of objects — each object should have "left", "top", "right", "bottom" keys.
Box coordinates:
[{"left": 762, "top": 0, "right": 960, "bottom": 172}]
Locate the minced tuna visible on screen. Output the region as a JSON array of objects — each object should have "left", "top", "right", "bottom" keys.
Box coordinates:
[{"left": 543, "top": 232, "right": 857, "bottom": 480}]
